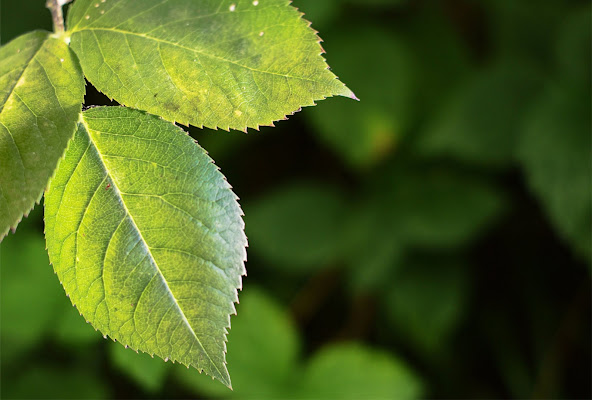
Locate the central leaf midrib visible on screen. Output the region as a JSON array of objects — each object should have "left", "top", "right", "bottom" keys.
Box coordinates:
[
  {"left": 80, "top": 117, "right": 223, "bottom": 379},
  {"left": 73, "top": 27, "right": 321, "bottom": 83}
]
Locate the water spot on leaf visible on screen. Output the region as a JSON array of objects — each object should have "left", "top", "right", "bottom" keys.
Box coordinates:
[{"left": 229, "top": 4, "right": 236, "bottom": 12}]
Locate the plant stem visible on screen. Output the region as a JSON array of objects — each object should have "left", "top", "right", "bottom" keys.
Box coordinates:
[{"left": 46, "top": 0, "right": 74, "bottom": 33}]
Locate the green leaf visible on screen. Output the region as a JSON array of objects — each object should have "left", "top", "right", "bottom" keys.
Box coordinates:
[
  {"left": 176, "top": 287, "right": 300, "bottom": 398},
  {"left": 298, "top": 343, "right": 424, "bottom": 399},
  {"left": 0, "top": 226, "right": 65, "bottom": 362},
  {"left": 66, "top": 0, "right": 354, "bottom": 131},
  {"left": 416, "top": 63, "right": 544, "bottom": 168},
  {"left": 2, "top": 367, "right": 109, "bottom": 400},
  {"left": 44, "top": 106, "right": 247, "bottom": 387},
  {"left": 385, "top": 255, "right": 469, "bottom": 355},
  {"left": 518, "top": 84, "right": 591, "bottom": 262},
  {"left": 110, "top": 342, "right": 171, "bottom": 393},
  {"left": 0, "top": 31, "right": 85, "bottom": 239},
  {"left": 305, "top": 26, "right": 414, "bottom": 168},
  {"left": 244, "top": 183, "right": 348, "bottom": 271}
]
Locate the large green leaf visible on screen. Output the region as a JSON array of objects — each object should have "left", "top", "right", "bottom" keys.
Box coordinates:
[
  {"left": 0, "top": 31, "right": 85, "bottom": 239},
  {"left": 66, "top": 0, "right": 355, "bottom": 131},
  {"left": 44, "top": 106, "right": 247, "bottom": 387}
]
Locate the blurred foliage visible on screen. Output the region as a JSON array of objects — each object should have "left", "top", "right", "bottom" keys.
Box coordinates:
[{"left": 1, "top": 0, "right": 590, "bottom": 399}]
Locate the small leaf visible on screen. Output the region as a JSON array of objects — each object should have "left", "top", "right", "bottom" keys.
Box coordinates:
[
  {"left": 44, "top": 106, "right": 247, "bottom": 387},
  {"left": 298, "top": 343, "right": 424, "bottom": 399},
  {"left": 0, "top": 31, "right": 85, "bottom": 239},
  {"left": 66, "top": 0, "right": 354, "bottom": 131}
]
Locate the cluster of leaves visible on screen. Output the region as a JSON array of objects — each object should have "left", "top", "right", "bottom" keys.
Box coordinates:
[
  {"left": 0, "top": 0, "right": 354, "bottom": 389},
  {"left": 1, "top": 0, "right": 590, "bottom": 398}
]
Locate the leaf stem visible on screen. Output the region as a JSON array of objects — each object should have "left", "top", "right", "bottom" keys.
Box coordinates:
[{"left": 46, "top": 0, "right": 74, "bottom": 33}]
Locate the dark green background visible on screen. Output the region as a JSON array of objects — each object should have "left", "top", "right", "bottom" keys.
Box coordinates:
[{"left": 1, "top": 0, "right": 590, "bottom": 398}]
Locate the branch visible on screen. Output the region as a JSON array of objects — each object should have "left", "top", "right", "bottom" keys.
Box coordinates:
[{"left": 46, "top": 0, "right": 74, "bottom": 33}]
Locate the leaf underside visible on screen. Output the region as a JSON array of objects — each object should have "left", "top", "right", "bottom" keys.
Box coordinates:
[
  {"left": 66, "top": 0, "right": 355, "bottom": 131},
  {"left": 0, "top": 31, "right": 85, "bottom": 240},
  {"left": 44, "top": 106, "right": 247, "bottom": 387}
]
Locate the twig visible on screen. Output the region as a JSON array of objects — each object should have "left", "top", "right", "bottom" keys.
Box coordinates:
[{"left": 46, "top": 0, "right": 74, "bottom": 33}]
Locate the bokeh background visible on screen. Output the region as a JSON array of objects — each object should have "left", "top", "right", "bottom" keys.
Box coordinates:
[{"left": 1, "top": 0, "right": 590, "bottom": 398}]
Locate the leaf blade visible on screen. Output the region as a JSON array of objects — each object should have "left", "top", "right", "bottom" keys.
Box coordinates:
[
  {"left": 45, "top": 106, "right": 247, "bottom": 386},
  {"left": 67, "top": 0, "right": 354, "bottom": 131},
  {"left": 0, "top": 31, "right": 85, "bottom": 239}
]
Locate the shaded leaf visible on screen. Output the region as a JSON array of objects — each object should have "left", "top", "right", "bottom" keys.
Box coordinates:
[
  {"left": 0, "top": 31, "right": 85, "bottom": 239},
  {"left": 44, "top": 106, "right": 247, "bottom": 387},
  {"left": 298, "top": 343, "right": 424, "bottom": 399},
  {"left": 417, "top": 63, "right": 544, "bottom": 168},
  {"left": 110, "top": 342, "right": 171, "bottom": 393},
  {"left": 244, "top": 183, "right": 348, "bottom": 271},
  {"left": 385, "top": 255, "right": 469, "bottom": 355},
  {"left": 67, "top": 0, "right": 354, "bottom": 131},
  {"left": 305, "top": 26, "right": 415, "bottom": 168},
  {"left": 0, "top": 224, "right": 64, "bottom": 362},
  {"left": 518, "top": 84, "right": 591, "bottom": 261},
  {"left": 2, "top": 367, "right": 109, "bottom": 400}
]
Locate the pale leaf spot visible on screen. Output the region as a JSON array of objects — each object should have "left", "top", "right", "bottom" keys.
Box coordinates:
[
  {"left": 229, "top": 4, "right": 236, "bottom": 11},
  {"left": 253, "top": 0, "right": 259, "bottom": 5}
]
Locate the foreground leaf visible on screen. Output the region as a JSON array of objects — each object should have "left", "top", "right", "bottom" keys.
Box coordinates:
[
  {"left": 0, "top": 31, "right": 85, "bottom": 239},
  {"left": 44, "top": 106, "right": 247, "bottom": 386},
  {"left": 66, "top": 0, "right": 355, "bottom": 131}
]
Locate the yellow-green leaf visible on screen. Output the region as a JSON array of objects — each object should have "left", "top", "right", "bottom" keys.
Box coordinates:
[
  {"left": 44, "top": 106, "right": 247, "bottom": 387},
  {"left": 66, "top": 0, "right": 355, "bottom": 131},
  {"left": 0, "top": 31, "right": 85, "bottom": 239}
]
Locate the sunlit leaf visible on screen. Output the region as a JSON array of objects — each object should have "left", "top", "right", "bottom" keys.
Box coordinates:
[
  {"left": 44, "top": 106, "right": 247, "bottom": 387},
  {"left": 66, "top": 0, "right": 355, "bottom": 131},
  {"left": 0, "top": 31, "right": 85, "bottom": 239},
  {"left": 298, "top": 343, "right": 424, "bottom": 399}
]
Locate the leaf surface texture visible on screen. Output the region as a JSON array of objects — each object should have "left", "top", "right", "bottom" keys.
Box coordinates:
[
  {"left": 44, "top": 106, "right": 247, "bottom": 386},
  {"left": 0, "top": 31, "right": 85, "bottom": 239},
  {"left": 67, "top": 0, "right": 354, "bottom": 131}
]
